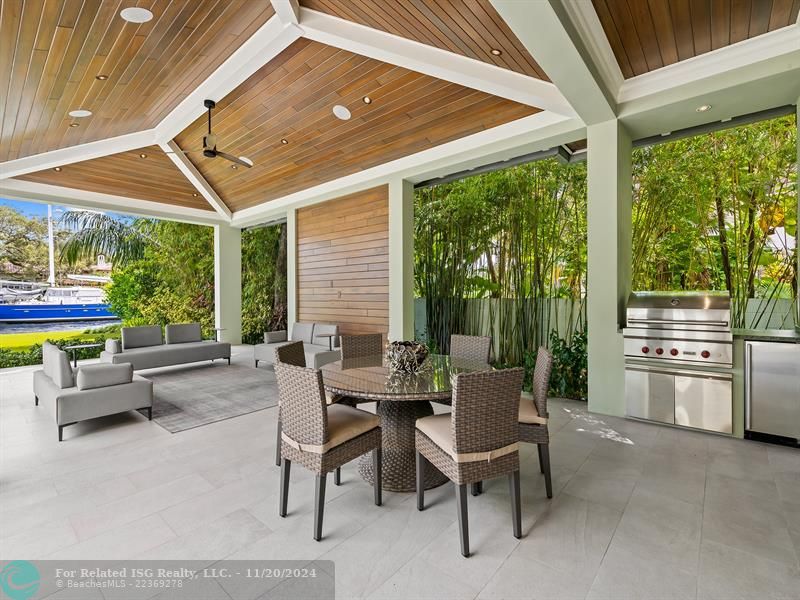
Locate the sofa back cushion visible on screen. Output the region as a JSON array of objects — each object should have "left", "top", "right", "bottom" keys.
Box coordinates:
[
  {"left": 165, "top": 323, "right": 202, "bottom": 344},
  {"left": 290, "top": 322, "right": 315, "bottom": 344},
  {"left": 312, "top": 323, "right": 339, "bottom": 348},
  {"left": 42, "top": 342, "right": 74, "bottom": 389},
  {"left": 122, "top": 325, "right": 163, "bottom": 350},
  {"left": 76, "top": 363, "right": 133, "bottom": 390}
]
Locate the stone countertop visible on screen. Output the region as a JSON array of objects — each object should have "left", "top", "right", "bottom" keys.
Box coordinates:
[{"left": 732, "top": 328, "right": 800, "bottom": 343}]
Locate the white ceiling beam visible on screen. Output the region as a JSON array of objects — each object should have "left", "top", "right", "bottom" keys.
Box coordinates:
[
  {"left": 159, "top": 140, "right": 232, "bottom": 220},
  {"left": 231, "top": 111, "right": 584, "bottom": 227},
  {"left": 0, "top": 178, "right": 226, "bottom": 225},
  {"left": 297, "top": 7, "right": 576, "bottom": 117},
  {"left": 155, "top": 16, "right": 303, "bottom": 142},
  {"left": 271, "top": 0, "right": 299, "bottom": 25},
  {"left": 0, "top": 129, "right": 158, "bottom": 180},
  {"left": 491, "top": 0, "right": 615, "bottom": 124}
]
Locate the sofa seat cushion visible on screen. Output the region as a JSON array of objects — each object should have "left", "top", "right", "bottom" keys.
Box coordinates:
[
  {"left": 165, "top": 323, "right": 202, "bottom": 344},
  {"left": 122, "top": 325, "right": 162, "bottom": 349},
  {"left": 76, "top": 363, "right": 133, "bottom": 390},
  {"left": 102, "top": 340, "right": 230, "bottom": 370}
]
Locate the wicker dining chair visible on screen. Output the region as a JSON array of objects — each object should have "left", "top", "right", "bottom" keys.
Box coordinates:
[
  {"left": 519, "top": 347, "right": 554, "bottom": 499},
  {"left": 415, "top": 367, "right": 525, "bottom": 557},
  {"left": 340, "top": 333, "right": 384, "bottom": 359},
  {"left": 274, "top": 342, "right": 307, "bottom": 467},
  {"left": 450, "top": 334, "right": 492, "bottom": 363},
  {"left": 275, "top": 361, "right": 382, "bottom": 541}
]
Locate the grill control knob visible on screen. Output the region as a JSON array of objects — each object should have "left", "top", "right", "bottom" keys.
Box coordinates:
[
  {"left": 641, "top": 346, "right": 650, "bottom": 354},
  {"left": 670, "top": 348, "right": 679, "bottom": 356},
  {"left": 655, "top": 348, "right": 664, "bottom": 355},
  {"left": 701, "top": 350, "right": 711, "bottom": 359}
]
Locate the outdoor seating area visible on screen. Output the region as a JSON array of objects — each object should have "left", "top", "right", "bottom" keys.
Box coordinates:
[{"left": 1, "top": 1, "right": 799, "bottom": 599}]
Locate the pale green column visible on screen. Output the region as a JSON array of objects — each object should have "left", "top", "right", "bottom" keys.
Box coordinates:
[
  {"left": 388, "top": 178, "right": 415, "bottom": 341},
  {"left": 214, "top": 224, "right": 242, "bottom": 344},
  {"left": 286, "top": 208, "right": 297, "bottom": 331},
  {"left": 796, "top": 99, "right": 799, "bottom": 329},
  {"left": 586, "top": 120, "right": 633, "bottom": 416}
]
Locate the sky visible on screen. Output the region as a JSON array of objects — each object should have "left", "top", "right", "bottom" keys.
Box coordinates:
[{"left": 0, "top": 197, "right": 129, "bottom": 223}]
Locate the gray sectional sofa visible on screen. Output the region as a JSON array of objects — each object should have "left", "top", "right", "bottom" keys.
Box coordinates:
[
  {"left": 100, "top": 323, "right": 231, "bottom": 371},
  {"left": 34, "top": 342, "right": 153, "bottom": 441},
  {"left": 254, "top": 322, "right": 340, "bottom": 369}
]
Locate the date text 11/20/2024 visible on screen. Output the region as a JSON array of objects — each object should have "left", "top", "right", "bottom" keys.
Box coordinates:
[{"left": 54, "top": 567, "right": 320, "bottom": 579}]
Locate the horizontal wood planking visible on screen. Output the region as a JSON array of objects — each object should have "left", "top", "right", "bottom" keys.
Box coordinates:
[
  {"left": 16, "top": 145, "right": 211, "bottom": 210},
  {"left": 175, "top": 38, "right": 538, "bottom": 211},
  {"left": 301, "top": 0, "right": 549, "bottom": 80},
  {"left": 297, "top": 185, "right": 389, "bottom": 336},
  {"left": 592, "top": 0, "right": 800, "bottom": 78}
]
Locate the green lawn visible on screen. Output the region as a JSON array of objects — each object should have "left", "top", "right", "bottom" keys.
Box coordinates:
[{"left": 0, "top": 330, "right": 90, "bottom": 351}]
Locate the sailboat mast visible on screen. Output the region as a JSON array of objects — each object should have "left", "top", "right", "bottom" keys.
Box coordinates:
[{"left": 47, "top": 204, "right": 56, "bottom": 286}]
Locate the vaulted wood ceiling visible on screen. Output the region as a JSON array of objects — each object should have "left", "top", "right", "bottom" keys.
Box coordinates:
[
  {"left": 174, "top": 38, "right": 539, "bottom": 211},
  {"left": 16, "top": 145, "right": 212, "bottom": 210},
  {"left": 592, "top": 0, "right": 800, "bottom": 79},
  {"left": 0, "top": 0, "right": 275, "bottom": 162},
  {"left": 300, "top": 0, "right": 550, "bottom": 80}
]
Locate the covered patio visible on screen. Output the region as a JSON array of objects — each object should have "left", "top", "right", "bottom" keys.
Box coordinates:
[{"left": 1, "top": 0, "right": 799, "bottom": 598}]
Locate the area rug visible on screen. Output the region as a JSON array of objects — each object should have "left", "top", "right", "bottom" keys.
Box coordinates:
[{"left": 139, "top": 363, "right": 278, "bottom": 433}]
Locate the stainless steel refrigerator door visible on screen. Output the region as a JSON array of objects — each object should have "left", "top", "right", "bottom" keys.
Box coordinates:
[
  {"left": 674, "top": 374, "right": 732, "bottom": 434},
  {"left": 746, "top": 341, "right": 800, "bottom": 439},
  {"left": 625, "top": 367, "right": 675, "bottom": 424}
]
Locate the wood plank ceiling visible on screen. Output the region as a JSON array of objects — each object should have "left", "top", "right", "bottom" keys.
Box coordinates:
[
  {"left": 300, "top": 0, "right": 550, "bottom": 80},
  {"left": 0, "top": 0, "right": 275, "bottom": 162},
  {"left": 17, "top": 145, "right": 212, "bottom": 210},
  {"left": 592, "top": 0, "right": 800, "bottom": 78},
  {"left": 175, "top": 38, "right": 539, "bottom": 211}
]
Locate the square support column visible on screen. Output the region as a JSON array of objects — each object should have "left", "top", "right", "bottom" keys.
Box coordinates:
[
  {"left": 388, "top": 178, "right": 415, "bottom": 341},
  {"left": 796, "top": 99, "right": 800, "bottom": 329},
  {"left": 214, "top": 224, "right": 242, "bottom": 344},
  {"left": 586, "top": 120, "right": 632, "bottom": 416},
  {"left": 287, "top": 208, "right": 297, "bottom": 331}
]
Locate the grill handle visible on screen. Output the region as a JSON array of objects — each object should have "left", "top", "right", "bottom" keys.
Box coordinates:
[{"left": 627, "top": 318, "right": 729, "bottom": 327}]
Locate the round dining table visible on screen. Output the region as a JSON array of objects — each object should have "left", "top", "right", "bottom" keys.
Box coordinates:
[{"left": 320, "top": 353, "right": 491, "bottom": 492}]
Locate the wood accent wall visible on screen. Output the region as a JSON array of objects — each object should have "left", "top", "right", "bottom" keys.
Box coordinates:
[{"left": 297, "top": 186, "right": 389, "bottom": 336}]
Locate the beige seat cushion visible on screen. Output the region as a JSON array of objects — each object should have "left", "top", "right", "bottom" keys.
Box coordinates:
[
  {"left": 519, "top": 392, "right": 547, "bottom": 425},
  {"left": 326, "top": 404, "right": 380, "bottom": 449},
  {"left": 416, "top": 413, "right": 518, "bottom": 464}
]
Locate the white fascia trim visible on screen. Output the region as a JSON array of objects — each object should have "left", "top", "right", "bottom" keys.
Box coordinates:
[
  {"left": 560, "top": 0, "right": 624, "bottom": 98},
  {"left": 231, "top": 111, "right": 583, "bottom": 227},
  {"left": 298, "top": 7, "right": 577, "bottom": 118},
  {"left": 154, "top": 16, "right": 303, "bottom": 142},
  {"left": 271, "top": 0, "right": 299, "bottom": 25},
  {"left": 0, "top": 178, "right": 225, "bottom": 225},
  {"left": 618, "top": 25, "right": 800, "bottom": 104},
  {"left": 159, "top": 140, "right": 232, "bottom": 220},
  {"left": 0, "top": 129, "right": 158, "bottom": 180}
]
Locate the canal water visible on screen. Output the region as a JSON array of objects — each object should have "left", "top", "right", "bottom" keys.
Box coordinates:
[{"left": 0, "top": 319, "right": 121, "bottom": 334}]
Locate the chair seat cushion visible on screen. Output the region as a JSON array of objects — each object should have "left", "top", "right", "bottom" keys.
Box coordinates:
[
  {"left": 519, "top": 393, "right": 548, "bottom": 425},
  {"left": 417, "top": 413, "right": 519, "bottom": 464},
  {"left": 326, "top": 404, "right": 380, "bottom": 450}
]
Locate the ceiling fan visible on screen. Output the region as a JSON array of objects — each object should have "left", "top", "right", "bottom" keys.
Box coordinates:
[{"left": 167, "top": 100, "right": 253, "bottom": 168}]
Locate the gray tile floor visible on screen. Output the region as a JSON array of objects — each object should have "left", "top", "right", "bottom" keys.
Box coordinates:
[{"left": 1, "top": 346, "right": 798, "bottom": 599}]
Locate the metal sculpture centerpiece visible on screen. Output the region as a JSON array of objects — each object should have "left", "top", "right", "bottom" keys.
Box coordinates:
[{"left": 386, "top": 341, "right": 429, "bottom": 373}]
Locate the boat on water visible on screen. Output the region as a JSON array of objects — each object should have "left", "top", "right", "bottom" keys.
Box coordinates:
[{"left": 0, "top": 277, "right": 117, "bottom": 323}]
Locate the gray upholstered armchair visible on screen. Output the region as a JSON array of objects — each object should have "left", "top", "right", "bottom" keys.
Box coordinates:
[{"left": 33, "top": 342, "right": 153, "bottom": 441}]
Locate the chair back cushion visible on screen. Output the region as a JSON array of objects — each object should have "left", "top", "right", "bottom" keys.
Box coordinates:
[
  {"left": 451, "top": 368, "right": 524, "bottom": 455},
  {"left": 274, "top": 362, "right": 328, "bottom": 447},
  {"left": 450, "top": 334, "right": 492, "bottom": 363},
  {"left": 76, "top": 363, "right": 133, "bottom": 390},
  {"left": 275, "top": 341, "right": 306, "bottom": 367},
  {"left": 312, "top": 323, "right": 340, "bottom": 348},
  {"left": 340, "top": 333, "right": 383, "bottom": 359},
  {"left": 532, "top": 347, "right": 553, "bottom": 417},
  {"left": 121, "top": 325, "right": 163, "bottom": 350},
  {"left": 42, "top": 342, "right": 74, "bottom": 389},
  {"left": 290, "top": 322, "right": 315, "bottom": 344},
  {"left": 165, "top": 323, "right": 202, "bottom": 344}
]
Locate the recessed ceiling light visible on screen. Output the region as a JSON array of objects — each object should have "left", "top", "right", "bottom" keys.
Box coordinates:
[
  {"left": 362, "top": 96, "right": 372, "bottom": 104},
  {"left": 95, "top": 74, "right": 108, "bottom": 80},
  {"left": 69, "top": 123, "right": 79, "bottom": 127},
  {"left": 192, "top": 193, "right": 198, "bottom": 197},
  {"left": 696, "top": 104, "right": 712, "bottom": 112},
  {"left": 231, "top": 165, "right": 238, "bottom": 170},
  {"left": 53, "top": 167, "right": 62, "bottom": 172},
  {"left": 120, "top": 7, "right": 153, "bottom": 23},
  {"left": 69, "top": 109, "right": 92, "bottom": 118},
  {"left": 238, "top": 156, "right": 253, "bottom": 167},
  {"left": 280, "top": 138, "right": 288, "bottom": 144},
  {"left": 490, "top": 48, "right": 502, "bottom": 56},
  {"left": 139, "top": 153, "right": 147, "bottom": 158},
  {"left": 332, "top": 105, "right": 351, "bottom": 120}
]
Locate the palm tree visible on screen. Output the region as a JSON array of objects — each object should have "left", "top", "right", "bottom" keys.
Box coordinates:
[{"left": 59, "top": 211, "right": 153, "bottom": 267}]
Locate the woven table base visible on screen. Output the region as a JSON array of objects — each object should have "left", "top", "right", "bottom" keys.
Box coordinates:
[{"left": 358, "top": 399, "right": 448, "bottom": 492}]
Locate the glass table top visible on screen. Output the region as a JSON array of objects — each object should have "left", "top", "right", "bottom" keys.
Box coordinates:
[{"left": 320, "top": 354, "right": 491, "bottom": 400}]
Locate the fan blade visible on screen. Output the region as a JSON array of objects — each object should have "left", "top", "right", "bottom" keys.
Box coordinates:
[{"left": 216, "top": 151, "right": 253, "bottom": 168}]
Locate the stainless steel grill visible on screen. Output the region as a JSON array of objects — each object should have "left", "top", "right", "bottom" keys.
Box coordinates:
[{"left": 623, "top": 292, "right": 733, "bottom": 435}]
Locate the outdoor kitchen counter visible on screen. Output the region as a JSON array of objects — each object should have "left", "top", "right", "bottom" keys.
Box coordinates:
[{"left": 732, "top": 328, "right": 800, "bottom": 343}]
